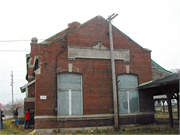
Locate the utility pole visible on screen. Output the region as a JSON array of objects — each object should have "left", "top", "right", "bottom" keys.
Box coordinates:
[
  {"left": 107, "top": 13, "right": 119, "bottom": 130},
  {"left": 11, "top": 71, "right": 14, "bottom": 107}
]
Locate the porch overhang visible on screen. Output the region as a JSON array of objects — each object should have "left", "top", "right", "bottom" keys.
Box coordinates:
[{"left": 138, "top": 74, "right": 179, "bottom": 128}]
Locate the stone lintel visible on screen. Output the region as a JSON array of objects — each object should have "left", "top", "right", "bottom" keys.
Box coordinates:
[{"left": 24, "top": 97, "right": 35, "bottom": 102}]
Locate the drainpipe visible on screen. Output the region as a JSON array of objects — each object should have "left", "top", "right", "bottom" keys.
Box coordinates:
[
  {"left": 108, "top": 13, "right": 119, "bottom": 130},
  {"left": 55, "top": 36, "right": 67, "bottom": 114},
  {"left": 53, "top": 27, "right": 78, "bottom": 115}
]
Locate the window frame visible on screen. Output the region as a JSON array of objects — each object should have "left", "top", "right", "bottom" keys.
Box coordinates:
[
  {"left": 57, "top": 73, "right": 83, "bottom": 116},
  {"left": 117, "top": 74, "right": 139, "bottom": 114}
]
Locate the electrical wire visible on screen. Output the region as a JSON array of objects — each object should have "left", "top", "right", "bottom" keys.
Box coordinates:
[
  {"left": 0, "top": 50, "right": 30, "bottom": 52},
  {"left": 0, "top": 39, "right": 45, "bottom": 42}
]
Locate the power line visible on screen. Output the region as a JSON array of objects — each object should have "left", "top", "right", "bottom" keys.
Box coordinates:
[
  {"left": 0, "top": 39, "right": 45, "bottom": 42},
  {"left": 0, "top": 50, "right": 30, "bottom": 52},
  {"left": 1, "top": 93, "right": 25, "bottom": 95}
]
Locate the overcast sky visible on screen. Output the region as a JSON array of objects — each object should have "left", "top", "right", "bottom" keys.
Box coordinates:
[{"left": 0, "top": 0, "right": 179, "bottom": 105}]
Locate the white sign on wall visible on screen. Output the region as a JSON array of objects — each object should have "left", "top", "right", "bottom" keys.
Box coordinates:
[{"left": 40, "top": 95, "right": 47, "bottom": 100}]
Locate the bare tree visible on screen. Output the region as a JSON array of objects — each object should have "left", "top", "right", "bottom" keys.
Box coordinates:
[
  {"left": 170, "top": 69, "right": 180, "bottom": 74},
  {"left": 1, "top": 99, "right": 24, "bottom": 110},
  {"left": 13, "top": 99, "right": 24, "bottom": 110},
  {"left": 4, "top": 102, "right": 12, "bottom": 108}
]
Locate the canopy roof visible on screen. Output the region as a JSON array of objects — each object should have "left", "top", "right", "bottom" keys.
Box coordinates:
[{"left": 139, "top": 73, "right": 179, "bottom": 96}]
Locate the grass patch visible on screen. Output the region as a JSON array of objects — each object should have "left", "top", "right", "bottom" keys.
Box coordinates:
[
  {"left": 155, "top": 111, "right": 178, "bottom": 119},
  {"left": 0, "top": 118, "right": 33, "bottom": 134},
  {"left": 121, "top": 125, "right": 179, "bottom": 134},
  {"left": 70, "top": 125, "right": 179, "bottom": 134}
]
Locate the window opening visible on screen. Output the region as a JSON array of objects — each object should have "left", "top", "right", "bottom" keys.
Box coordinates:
[
  {"left": 118, "top": 74, "right": 139, "bottom": 114},
  {"left": 57, "top": 73, "right": 82, "bottom": 115}
]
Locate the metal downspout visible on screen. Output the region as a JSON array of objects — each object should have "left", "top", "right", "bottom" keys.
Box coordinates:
[{"left": 55, "top": 36, "right": 67, "bottom": 115}]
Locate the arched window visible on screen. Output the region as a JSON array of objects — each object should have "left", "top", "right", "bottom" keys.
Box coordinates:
[
  {"left": 117, "top": 74, "right": 139, "bottom": 114},
  {"left": 57, "top": 73, "right": 83, "bottom": 115}
]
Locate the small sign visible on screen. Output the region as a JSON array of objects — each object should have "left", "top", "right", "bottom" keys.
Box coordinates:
[{"left": 40, "top": 95, "right": 47, "bottom": 100}]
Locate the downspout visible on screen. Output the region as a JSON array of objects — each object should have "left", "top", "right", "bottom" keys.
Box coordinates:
[
  {"left": 52, "top": 27, "right": 79, "bottom": 116},
  {"left": 55, "top": 36, "right": 67, "bottom": 114}
]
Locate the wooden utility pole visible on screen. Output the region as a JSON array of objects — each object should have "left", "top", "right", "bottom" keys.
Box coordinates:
[
  {"left": 108, "top": 13, "right": 119, "bottom": 130},
  {"left": 11, "top": 71, "right": 14, "bottom": 107}
]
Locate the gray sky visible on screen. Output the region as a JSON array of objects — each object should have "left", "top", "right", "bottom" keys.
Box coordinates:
[{"left": 0, "top": 0, "right": 179, "bottom": 104}]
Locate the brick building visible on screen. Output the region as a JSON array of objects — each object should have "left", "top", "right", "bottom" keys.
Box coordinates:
[{"left": 20, "top": 15, "right": 172, "bottom": 131}]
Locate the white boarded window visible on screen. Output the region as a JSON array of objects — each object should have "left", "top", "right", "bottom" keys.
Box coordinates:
[
  {"left": 118, "top": 74, "right": 139, "bottom": 114},
  {"left": 57, "top": 73, "right": 82, "bottom": 115}
]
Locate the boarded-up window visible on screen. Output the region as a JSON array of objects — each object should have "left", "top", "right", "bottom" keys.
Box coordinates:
[
  {"left": 118, "top": 74, "right": 139, "bottom": 114},
  {"left": 57, "top": 73, "right": 82, "bottom": 115}
]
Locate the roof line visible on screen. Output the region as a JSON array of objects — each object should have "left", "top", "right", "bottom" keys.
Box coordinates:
[
  {"left": 139, "top": 80, "right": 153, "bottom": 86},
  {"left": 48, "top": 16, "right": 105, "bottom": 45},
  {"left": 43, "top": 15, "right": 151, "bottom": 52},
  {"left": 44, "top": 28, "right": 69, "bottom": 42},
  {"left": 151, "top": 59, "right": 174, "bottom": 75},
  {"left": 139, "top": 73, "right": 179, "bottom": 89},
  {"left": 111, "top": 25, "right": 151, "bottom": 52}
]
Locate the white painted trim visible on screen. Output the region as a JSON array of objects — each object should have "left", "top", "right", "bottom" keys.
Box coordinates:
[
  {"left": 69, "top": 90, "right": 72, "bottom": 115},
  {"left": 68, "top": 63, "right": 73, "bottom": 72},
  {"left": 28, "top": 56, "right": 39, "bottom": 68},
  {"left": 127, "top": 91, "right": 130, "bottom": 113},
  {"left": 20, "top": 80, "right": 35, "bottom": 93},
  {"left": 26, "top": 87, "right": 28, "bottom": 97},
  {"left": 81, "top": 75, "right": 83, "bottom": 115},
  {"left": 126, "top": 65, "right": 129, "bottom": 73},
  {"left": 58, "top": 89, "right": 82, "bottom": 91},
  {"left": 28, "top": 58, "right": 33, "bottom": 68},
  {"left": 34, "top": 68, "right": 41, "bottom": 74},
  {"left": 35, "top": 115, "right": 56, "bottom": 120}
]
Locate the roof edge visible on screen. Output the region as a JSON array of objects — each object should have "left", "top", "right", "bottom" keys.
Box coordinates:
[
  {"left": 151, "top": 59, "right": 175, "bottom": 75},
  {"left": 47, "top": 15, "right": 107, "bottom": 46},
  {"left": 139, "top": 80, "right": 153, "bottom": 87},
  {"left": 44, "top": 28, "right": 69, "bottom": 42},
  {"left": 43, "top": 15, "right": 152, "bottom": 52}
]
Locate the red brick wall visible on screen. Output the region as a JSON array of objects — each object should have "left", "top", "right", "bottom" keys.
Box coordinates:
[
  {"left": 27, "top": 83, "right": 35, "bottom": 97},
  {"left": 33, "top": 16, "right": 153, "bottom": 128},
  {"left": 24, "top": 102, "right": 35, "bottom": 111},
  {"left": 35, "top": 119, "right": 113, "bottom": 129}
]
